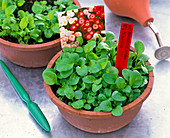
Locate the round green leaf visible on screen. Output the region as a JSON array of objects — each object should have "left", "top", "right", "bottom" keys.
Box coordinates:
[
  {"left": 97, "top": 42, "right": 110, "bottom": 50},
  {"left": 64, "top": 87, "right": 75, "bottom": 99},
  {"left": 115, "top": 77, "right": 126, "bottom": 89},
  {"left": 32, "top": 3, "right": 43, "bottom": 14},
  {"left": 94, "top": 107, "right": 101, "bottom": 112},
  {"left": 98, "top": 94, "right": 107, "bottom": 101},
  {"left": 111, "top": 105, "right": 123, "bottom": 116},
  {"left": 30, "top": 29, "right": 41, "bottom": 38},
  {"left": 63, "top": 47, "right": 71, "bottom": 53},
  {"left": 76, "top": 65, "right": 88, "bottom": 76},
  {"left": 60, "top": 69, "right": 73, "bottom": 78},
  {"left": 92, "top": 84, "right": 102, "bottom": 92},
  {"left": 75, "top": 90, "right": 83, "bottom": 100},
  {"left": 94, "top": 78, "right": 102, "bottom": 85},
  {"left": 76, "top": 47, "right": 83, "bottom": 53},
  {"left": 89, "top": 62, "right": 101, "bottom": 74},
  {"left": 99, "top": 100, "right": 112, "bottom": 112},
  {"left": 83, "top": 75, "right": 95, "bottom": 84},
  {"left": 84, "top": 41, "right": 96, "bottom": 53},
  {"left": 5, "top": 5, "right": 17, "bottom": 17},
  {"left": 71, "top": 100, "right": 84, "bottom": 109},
  {"left": 70, "top": 53, "right": 79, "bottom": 64},
  {"left": 44, "top": 29, "right": 53, "bottom": 38},
  {"left": 112, "top": 91, "right": 126, "bottom": 102},
  {"left": 57, "top": 87, "right": 65, "bottom": 96},
  {"left": 84, "top": 104, "right": 91, "bottom": 110},
  {"left": 42, "top": 70, "right": 57, "bottom": 85},
  {"left": 134, "top": 41, "right": 145, "bottom": 57},
  {"left": 65, "top": 5, "right": 79, "bottom": 11},
  {"left": 103, "top": 73, "right": 117, "bottom": 84},
  {"left": 103, "top": 88, "right": 112, "bottom": 97},
  {"left": 56, "top": 59, "right": 74, "bottom": 72},
  {"left": 87, "top": 96, "right": 95, "bottom": 104},
  {"left": 129, "top": 70, "right": 142, "bottom": 88},
  {"left": 51, "top": 23, "right": 59, "bottom": 33},
  {"left": 122, "top": 69, "right": 132, "bottom": 81},
  {"left": 106, "top": 31, "right": 115, "bottom": 41},
  {"left": 76, "top": 36, "right": 83, "bottom": 45},
  {"left": 68, "top": 73, "right": 80, "bottom": 85},
  {"left": 87, "top": 52, "right": 98, "bottom": 60},
  {"left": 106, "top": 66, "right": 119, "bottom": 75},
  {"left": 122, "top": 85, "right": 132, "bottom": 94}
]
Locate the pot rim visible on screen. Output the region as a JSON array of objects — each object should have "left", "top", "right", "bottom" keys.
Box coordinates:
[
  {"left": 44, "top": 47, "right": 154, "bottom": 119},
  {"left": 0, "top": 0, "right": 81, "bottom": 51}
]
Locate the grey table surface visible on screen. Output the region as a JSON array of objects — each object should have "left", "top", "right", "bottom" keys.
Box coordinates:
[{"left": 1, "top": 0, "right": 170, "bottom": 138}]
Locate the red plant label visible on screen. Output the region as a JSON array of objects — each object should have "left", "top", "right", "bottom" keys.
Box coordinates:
[{"left": 115, "top": 22, "right": 134, "bottom": 76}]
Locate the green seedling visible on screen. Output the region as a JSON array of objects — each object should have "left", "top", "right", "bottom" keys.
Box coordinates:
[{"left": 42, "top": 32, "right": 154, "bottom": 116}]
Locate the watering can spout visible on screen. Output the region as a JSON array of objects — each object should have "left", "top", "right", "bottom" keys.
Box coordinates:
[{"left": 104, "top": 0, "right": 154, "bottom": 27}]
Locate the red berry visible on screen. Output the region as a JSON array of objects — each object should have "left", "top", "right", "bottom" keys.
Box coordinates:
[
  {"left": 96, "top": 11, "right": 101, "bottom": 16},
  {"left": 84, "top": 33, "right": 93, "bottom": 40},
  {"left": 94, "top": 19, "right": 100, "bottom": 24},
  {"left": 78, "top": 12, "right": 84, "bottom": 17},
  {"left": 89, "top": 13, "right": 96, "bottom": 19},
  {"left": 89, "top": 30, "right": 95, "bottom": 35},
  {"left": 100, "top": 12, "right": 105, "bottom": 19},
  {"left": 87, "top": 27, "right": 92, "bottom": 32},
  {"left": 93, "top": 24, "right": 99, "bottom": 30},
  {"left": 70, "top": 25, "right": 77, "bottom": 31}
]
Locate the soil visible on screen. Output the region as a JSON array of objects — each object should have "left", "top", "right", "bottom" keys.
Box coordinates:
[{"left": 1, "top": 0, "right": 60, "bottom": 44}]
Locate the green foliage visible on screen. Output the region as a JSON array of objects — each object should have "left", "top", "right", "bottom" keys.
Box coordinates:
[
  {"left": 42, "top": 32, "right": 154, "bottom": 117},
  {"left": 76, "top": 36, "right": 84, "bottom": 45},
  {"left": 99, "top": 100, "right": 112, "bottom": 112},
  {"left": 0, "top": 0, "right": 78, "bottom": 44},
  {"left": 111, "top": 105, "right": 123, "bottom": 116}
]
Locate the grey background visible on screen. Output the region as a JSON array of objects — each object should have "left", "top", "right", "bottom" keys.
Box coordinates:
[{"left": 1, "top": 0, "right": 170, "bottom": 137}]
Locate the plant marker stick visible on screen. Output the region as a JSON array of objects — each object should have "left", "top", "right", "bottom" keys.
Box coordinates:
[{"left": 115, "top": 22, "right": 134, "bottom": 76}]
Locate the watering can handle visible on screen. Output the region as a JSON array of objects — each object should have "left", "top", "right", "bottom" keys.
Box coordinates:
[{"left": 104, "top": 0, "right": 154, "bottom": 27}]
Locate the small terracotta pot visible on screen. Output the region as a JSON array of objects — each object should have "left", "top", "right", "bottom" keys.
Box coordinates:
[
  {"left": 44, "top": 47, "right": 154, "bottom": 133},
  {"left": 0, "top": 0, "right": 81, "bottom": 68}
]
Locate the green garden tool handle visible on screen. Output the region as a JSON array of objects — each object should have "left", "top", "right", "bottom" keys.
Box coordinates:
[{"left": 0, "top": 60, "right": 50, "bottom": 132}]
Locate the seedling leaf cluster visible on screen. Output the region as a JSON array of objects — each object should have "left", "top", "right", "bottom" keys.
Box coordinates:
[
  {"left": 0, "top": 0, "right": 79, "bottom": 44},
  {"left": 43, "top": 32, "right": 153, "bottom": 116}
]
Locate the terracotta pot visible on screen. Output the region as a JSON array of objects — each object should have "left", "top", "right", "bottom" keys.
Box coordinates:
[
  {"left": 104, "top": 0, "right": 154, "bottom": 27},
  {"left": 44, "top": 47, "right": 154, "bottom": 133},
  {"left": 0, "top": 0, "right": 81, "bottom": 68}
]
